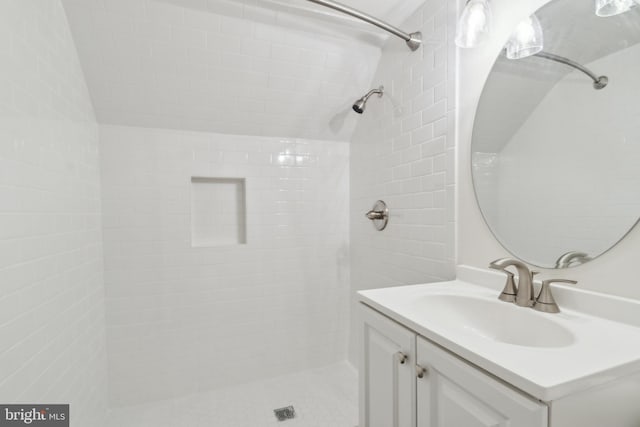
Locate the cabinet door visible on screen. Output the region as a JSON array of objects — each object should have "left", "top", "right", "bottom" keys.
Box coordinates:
[
  {"left": 360, "top": 304, "right": 416, "bottom": 427},
  {"left": 416, "top": 337, "right": 547, "bottom": 427}
]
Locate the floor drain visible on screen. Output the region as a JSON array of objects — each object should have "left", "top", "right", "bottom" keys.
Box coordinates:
[{"left": 273, "top": 406, "right": 296, "bottom": 421}]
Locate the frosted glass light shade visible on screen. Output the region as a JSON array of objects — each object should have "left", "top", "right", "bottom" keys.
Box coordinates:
[
  {"left": 455, "top": 0, "right": 492, "bottom": 48},
  {"left": 505, "top": 14, "right": 544, "bottom": 59},
  {"left": 595, "top": 0, "right": 635, "bottom": 16}
]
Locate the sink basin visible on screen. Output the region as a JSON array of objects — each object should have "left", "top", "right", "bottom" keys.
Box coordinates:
[{"left": 411, "top": 294, "right": 575, "bottom": 348}]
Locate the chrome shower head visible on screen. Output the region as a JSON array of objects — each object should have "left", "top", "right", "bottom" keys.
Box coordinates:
[
  {"left": 352, "top": 98, "right": 367, "bottom": 114},
  {"left": 352, "top": 86, "right": 384, "bottom": 114}
]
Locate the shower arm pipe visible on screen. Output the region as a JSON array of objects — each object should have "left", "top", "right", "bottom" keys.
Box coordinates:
[
  {"left": 363, "top": 87, "right": 383, "bottom": 100},
  {"left": 305, "top": 0, "right": 422, "bottom": 51},
  {"left": 533, "top": 52, "right": 608, "bottom": 90}
]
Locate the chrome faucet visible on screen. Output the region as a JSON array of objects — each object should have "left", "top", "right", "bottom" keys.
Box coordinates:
[{"left": 489, "top": 258, "right": 536, "bottom": 307}]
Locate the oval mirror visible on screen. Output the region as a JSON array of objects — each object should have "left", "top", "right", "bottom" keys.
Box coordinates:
[{"left": 471, "top": 0, "right": 640, "bottom": 268}]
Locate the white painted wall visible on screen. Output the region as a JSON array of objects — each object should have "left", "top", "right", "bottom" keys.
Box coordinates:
[
  {"left": 349, "top": 0, "right": 458, "bottom": 364},
  {"left": 100, "top": 125, "right": 350, "bottom": 406},
  {"left": 0, "top": 1, "right": 108, "bottom": 424},
  {"left": 457, "top": 0, "right": 640, "bottom": 300}
]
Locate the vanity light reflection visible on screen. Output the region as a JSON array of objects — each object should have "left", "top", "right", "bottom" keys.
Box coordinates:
[{"left": 505, "top": 14, "right": 544, "bottom": 59}]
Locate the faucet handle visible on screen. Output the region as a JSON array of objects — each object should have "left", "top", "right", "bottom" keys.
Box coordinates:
[
  {"left": 489, "top": 264, "right": 517, "bottom": 303},
  {"left": 533, "top": 279, "right": 577, "bottom": 313}
]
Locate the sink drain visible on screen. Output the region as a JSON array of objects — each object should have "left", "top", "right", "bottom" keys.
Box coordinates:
[{"left": 273, "top": 406, "right": 296, "bottom": 421}]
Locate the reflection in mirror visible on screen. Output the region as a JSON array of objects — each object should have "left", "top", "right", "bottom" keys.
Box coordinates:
[{"left": 471, "top": 0, "right": 640, "bottom": 268}]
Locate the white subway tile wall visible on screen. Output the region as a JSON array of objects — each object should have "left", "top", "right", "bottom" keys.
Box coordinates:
[
  {"left": 348, "top": 0, "right": 457, "bottom": 363},
  {"left": 0, "top": 1, "right": 108, "bottom": 425},
  {"left": 100, "top": 125, "right": 350, "bottom": 406},
  {"left": 61, "top": 0, "right": 382, "bottom": 141}
]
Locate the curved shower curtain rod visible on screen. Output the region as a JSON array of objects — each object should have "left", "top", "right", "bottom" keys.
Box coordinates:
[
  {"left": 305, "top": 0, "right": 422, "bottom": 51},
  {"left": 534, "top": 52, "right": 608, "bottom": 90}
]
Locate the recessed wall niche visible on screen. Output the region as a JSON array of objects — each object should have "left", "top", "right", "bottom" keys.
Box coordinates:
[{"left": 191, "top": 177, "right": 247, "bottom": 247}]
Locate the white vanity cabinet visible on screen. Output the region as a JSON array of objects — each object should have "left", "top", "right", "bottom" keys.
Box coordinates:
[
  {"left": 360, "top": 303, "right": 416, "bottom": 427},
  {"left": 360, "top": 303, "right": 548, "bottom": 427},
  {"left": 416, "top": 337, "right": 547, "bottom": 427},
  {"left": 359, "top": 272, "right": 640, "bottom": 427}
]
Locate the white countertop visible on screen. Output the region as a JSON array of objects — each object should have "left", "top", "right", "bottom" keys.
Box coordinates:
[{"left": 358, "top": 268, "right": 640, "bottom": 401}]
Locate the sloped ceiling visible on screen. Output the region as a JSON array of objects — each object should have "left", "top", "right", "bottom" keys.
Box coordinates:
[{"left": 62, "top": 0, "right": 424, "bottom": 140}]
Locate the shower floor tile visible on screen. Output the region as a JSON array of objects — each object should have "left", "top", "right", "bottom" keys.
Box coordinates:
[{"left": 105, "top": 362, "right": 358, "bottom": 427}]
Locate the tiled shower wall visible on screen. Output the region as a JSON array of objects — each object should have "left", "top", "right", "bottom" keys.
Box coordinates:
[
  {"left": 349, "top": 0, "right": 457, "bottom": 364},
  {"left": 0, "top": 0, "right": 108, "bottom": 424},
  {"left": 100, "top": 125, "right": 350, "bottom": 406}
]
